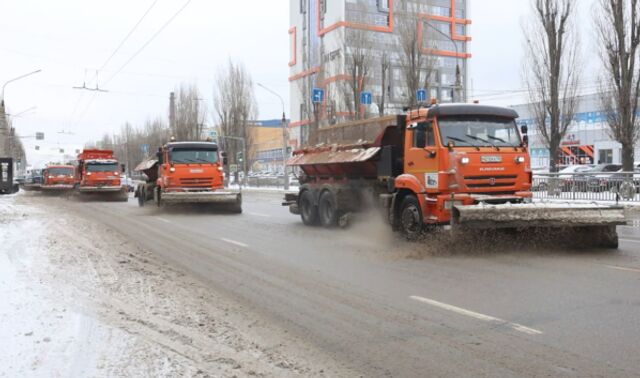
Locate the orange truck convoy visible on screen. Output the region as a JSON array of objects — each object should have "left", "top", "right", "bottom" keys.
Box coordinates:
[
  {"left": 283, "top": 103, "right": 626, "bottom": 248},
  {"left": 75, "top": 149, "right": 128, "bottom": 201},
  {"left": 134, "top": 140, "right": 242, "bottom": 212},
  {"left": 41, "top": 164, "right": 76, "bottom": 192}
]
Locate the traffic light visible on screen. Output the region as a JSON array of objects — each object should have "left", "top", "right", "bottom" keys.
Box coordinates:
[{"left": 236, "top": 151, "right": 244, "bottom": 163}]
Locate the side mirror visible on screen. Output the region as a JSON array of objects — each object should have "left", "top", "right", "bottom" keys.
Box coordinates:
[
  {"left": 523, "top": 135, "right": 529, "bottom": 146},
  {"left": 521, "top": 125, "right": 528, "bottom": 134},
  {"left": 121, "top": 164, "right": 126, "bottom": 173},
  {"left": 221, "top": 152, "right": 228, "bottom": 166}
]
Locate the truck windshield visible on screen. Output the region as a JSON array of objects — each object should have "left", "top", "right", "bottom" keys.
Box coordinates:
[
  {"left": 170, "top": 149, "right": 218, "bottom": 164},
  {"left": 86, "top": 163, "right": 118, "bottom": 172},
  {"left": 438, "top": 116, "right": 522, "bottom": 148},
  {"left": 47, "top": 167, "right": 74, "bottom": 176}
]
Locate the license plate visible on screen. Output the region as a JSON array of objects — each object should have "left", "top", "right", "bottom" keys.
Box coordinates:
[
  {"left": 481, "top": 156, "right": 502, "bottom": 163},
  {"left": 190, "top": 169, "right": 204, "bottom": 173},
  {"left": 107, "top": 176, "right": 116, "bottom": 179}
]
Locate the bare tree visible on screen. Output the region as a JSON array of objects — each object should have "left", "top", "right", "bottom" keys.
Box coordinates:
[
  {"left": 339, "top": 27, "right": 374, "bottom": 120},
  {"left": 523, "top": 0, "right": 581, "bottom": 172},
  {"left": 396, "top": 1, "right": 437, "bottom": 107},
  {"left": 172, "top": 83, "right": 206, "bottom": 141},
  {"left": 213, "top": 59, "right": 258, "bottom": 171},
  {"left": 596, "top": 0, "right": 640, "bottom": 171}
]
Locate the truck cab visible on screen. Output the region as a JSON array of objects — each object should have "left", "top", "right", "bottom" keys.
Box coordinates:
[
  {"left": 157, "top": 142, "right": 225, "bottom": 192},
  {"left": 42, "top": 164, "right": 77, "bottom": 191},
  {"left": 395, "top": 105, "right": 532, "bottom": 227},
  {"left": 135, "top": 141, "right": 241, "bottom": 212},
  {"left": 76, "top": 149, "right": 128, "bottom": 201}
]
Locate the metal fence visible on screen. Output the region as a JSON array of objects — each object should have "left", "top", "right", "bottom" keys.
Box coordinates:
[{"left": 533, "top": 172, "right": 640, "bottom": 202}]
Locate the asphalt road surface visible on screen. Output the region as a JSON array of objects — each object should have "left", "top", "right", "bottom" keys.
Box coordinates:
[{"left": 49, "top": 191, "right": 640, "bottom": 377}]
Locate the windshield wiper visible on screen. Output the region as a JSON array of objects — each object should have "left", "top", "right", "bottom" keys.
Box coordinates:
[
  {"left": 466, "top": 134, "right": 500, "bottom": 151},
  {"left": 448, "top": 136, "right": 480, "bottom": 151}
]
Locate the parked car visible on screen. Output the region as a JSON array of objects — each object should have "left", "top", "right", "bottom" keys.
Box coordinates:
[
  {"left": 558, "top": 164, "right": 595, "bottom": 191},
  {"left": 574, "top": 164, "right": 622, "bottom": 192},
  {"left": 604, "top": 164, "right": 640, "bottom": 194}
]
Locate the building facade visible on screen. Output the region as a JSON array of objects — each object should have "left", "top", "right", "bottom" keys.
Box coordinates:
[
  {"left": 288, "top": 0, "right": 471, "bottom": 148},
  {"left": 512, "top": 93, "right": 640, "bottom": 168}
]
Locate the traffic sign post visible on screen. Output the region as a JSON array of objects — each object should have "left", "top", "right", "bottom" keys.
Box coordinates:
[
  {"left": 360, "top": 92, "right": 372, "bottom": 105},
  {"left": 312, "top": 88, "right": 324, "bottom": 104},
  {"left": 416, "top": 89, "right": 427, "bottom": 102}
]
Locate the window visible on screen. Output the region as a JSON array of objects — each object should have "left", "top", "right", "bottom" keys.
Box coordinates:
[
  {"left": 438, "top": 116, "right": 522, "bottom": 148},
  {"left": 377, "top": 0, "right": 390, "bottom": 12},
  {"left": 170, "top": 149, "right": 219, "bottom": 164},
  {"left": 413, "top": 121, "right": 435, "bottom": 148},
  {"left": 599, "top": 150, "right": 613, "bottom": 164}
]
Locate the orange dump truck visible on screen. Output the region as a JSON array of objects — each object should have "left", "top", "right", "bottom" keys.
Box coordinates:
[
  {"left": 41, "top": 164, "right": 77, "bottom": 192},
  {"left": 76, "top": 149, "right": 128, "bottom": 201},
  {"left": 134, "top": 141, "right": 241, "bottom": 212},
  {"left": 283, "top": 104, "right": 626, "bottom": 248}
]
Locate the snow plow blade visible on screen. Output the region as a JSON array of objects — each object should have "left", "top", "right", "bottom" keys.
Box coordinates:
[
  {"left": 78, "top": 186, "right": 129, "bottom": 201},
  {"left": 452, "top": 203, "right": 626, "bottom": 249},
  {"left": 452, "top": 203, "right": 626, "bottom": 229},
  {"left": 161, "top": 191, "right": 241, "bottom": 204}
]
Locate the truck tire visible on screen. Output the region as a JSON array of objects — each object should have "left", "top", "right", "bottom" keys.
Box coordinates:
[
  {"left": 400, "top": 195, "right": 424, "bottom": 241},
  {"left": 155, "top": 187, "right": 162, "bottom": 207},
  {"left": 138, "top": 187, "right": 146, "bottom": 207},
  {"left": 299, "top": 190, "right": 319, "bottom": 226},
  {"left": 319, "top": 190, "right": 338, "bottom": 228}
]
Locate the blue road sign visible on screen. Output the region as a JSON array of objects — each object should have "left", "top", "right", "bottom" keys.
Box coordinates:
[
  {"left": 360, "top": 91, "right": 372, "bottom": 105},
  {"left": 141, "top": 144, "right": 149, "bottom": 154},
  {"left": 417, "top": 89, "right": 427, "bottom": 102},
  {"left": 312, "top": 88, "right": 324, "bottom": 103}
]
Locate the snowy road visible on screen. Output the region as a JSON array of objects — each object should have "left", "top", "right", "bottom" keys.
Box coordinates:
[{"left": 2, "top": 191, "right": 640, "bottom": 377}]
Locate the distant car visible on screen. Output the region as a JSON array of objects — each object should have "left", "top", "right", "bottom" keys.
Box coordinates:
[
  {"left": 120, "top": 175, "right": 135, "bottom": 192},
  {"left": 558, "top": 165, "right": 595, "bottom": 191}
]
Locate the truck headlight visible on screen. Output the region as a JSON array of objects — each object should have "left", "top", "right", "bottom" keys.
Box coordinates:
[
  {"left": 169, "top": 167, "right": 176, "bottom": 172},
  {"left": 515, "top": 156, "right": 526, "bottom": 164},
  {"left": 461, "top": 157, "right": 470, "bottom": 165}
]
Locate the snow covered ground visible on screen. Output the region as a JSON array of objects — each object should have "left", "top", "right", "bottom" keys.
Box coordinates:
[{"left": 0, "top": 193, "right": 344, "bottom": 377}]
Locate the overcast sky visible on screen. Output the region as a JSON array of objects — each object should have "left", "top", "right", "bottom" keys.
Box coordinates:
[{"left": 1, "top": 0, "right": 598, "bottom": 167}]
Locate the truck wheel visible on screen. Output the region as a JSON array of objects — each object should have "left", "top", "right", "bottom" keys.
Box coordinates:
[
  {"left": 156, "top": 187, "right": 162, "bottom": 207},
  {"left": 319, "top": 190, "right": 338, "bottom": 228},
  {"left": 299, "top": 190, "right": 319, "bottom": 226},
  {"left": 400, "top": 195, "right": 424, "bottom": 241},
  {"left": 137, "top": 187, "right": 145, "bottom": 207}
]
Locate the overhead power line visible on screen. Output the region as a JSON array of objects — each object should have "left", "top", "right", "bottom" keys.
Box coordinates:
[{"left": 103, "top": 0, "right": 193, "bottom": 87}]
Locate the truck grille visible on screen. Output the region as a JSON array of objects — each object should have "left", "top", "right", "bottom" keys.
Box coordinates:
[
  {"left": 180, "top": 178, "right": 213, "bottom": 187},
  {"left": 464, "top": 175, "right": 517, "bottom": 189}
]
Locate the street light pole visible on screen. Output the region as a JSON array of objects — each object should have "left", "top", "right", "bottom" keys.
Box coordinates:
[
  {"left": 257, "top": 83, "right": 290, "bottom": 190},
  {"left": 1, "top": 69, "right": 42, "bottom": 106},
  {"left": 423, "top": 22, "right": 463, "bottom": 103}
]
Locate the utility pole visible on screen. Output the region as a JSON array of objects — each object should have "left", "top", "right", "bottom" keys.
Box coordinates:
[
  {"left": 424, "top": 22, "right": 464, "bottom": 103},
  {"left": 169, "top": 92, "right": 176, "bottom": 137}
]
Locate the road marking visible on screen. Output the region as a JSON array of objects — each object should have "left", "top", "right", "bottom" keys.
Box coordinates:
[
  {"left": 220, "top": 238, "right": 249, "bottom": 248},
  {"left": 619, "top": 238, "right": 640, "bottom": 244},
  {"left": 157, "top": 217, "right": 172, "bottom": 224},
  {"left": 410, "top": 295, "right": 543, "bottom": 336},
  {"left": 604, "top": 265, "right": 640, "bottom": 273},
  {"left": 247, "top": 212, "right": 270, "bottom": 218}
]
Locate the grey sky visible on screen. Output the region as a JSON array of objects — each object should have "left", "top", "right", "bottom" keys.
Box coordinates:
[{"left": 1, "top": 0, "right": 598, "bottom": 167}]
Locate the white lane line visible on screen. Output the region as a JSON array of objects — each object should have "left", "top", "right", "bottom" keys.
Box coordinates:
[
  {"left": 619, "top": 238, "right": 640, "bottom": 244},
  {"left": 410, "top": 295, "right": 542, "bottom": 336},
  {"left": 157, "top": 217, "right": 172, "bottom": 224},
  {"left": 604, "top": 265, "right": 640, "bottom": 273},
  {"left": 220, "top": 238, "right": 249, "bottom": 248},
  {"left": 247, "top": 212, "right": 270, "bottom": 218}
]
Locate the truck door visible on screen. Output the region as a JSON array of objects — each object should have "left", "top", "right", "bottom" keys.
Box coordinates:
[{"left": 405, "top": 120, "right": 439, "bottom": 191}]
